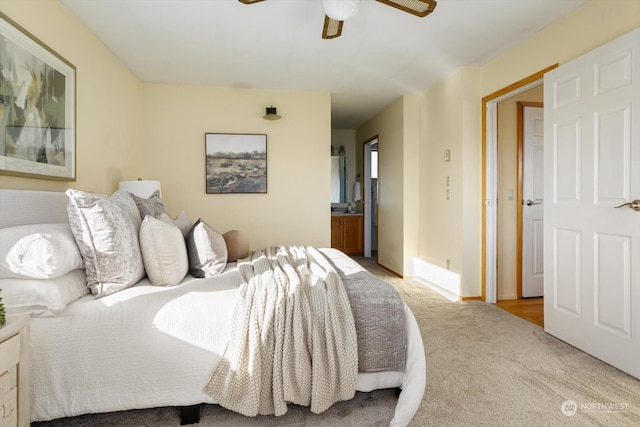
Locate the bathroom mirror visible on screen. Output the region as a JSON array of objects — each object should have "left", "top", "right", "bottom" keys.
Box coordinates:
[{"left": 331, "top": 156, "right": 347, "bottom": 203}]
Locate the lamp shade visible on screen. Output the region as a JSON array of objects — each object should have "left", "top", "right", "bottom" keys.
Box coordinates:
[{"left": 119, "top": 180, "right": 162, "bottom": 198}]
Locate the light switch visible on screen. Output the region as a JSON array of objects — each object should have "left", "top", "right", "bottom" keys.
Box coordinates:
[{"left": 507, "top": 189, "right": 514, "bottom": 200}]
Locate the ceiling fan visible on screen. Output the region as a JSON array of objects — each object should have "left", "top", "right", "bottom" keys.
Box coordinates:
[{"left": 239, "top": 0, "right": 437, "bottom": 39}]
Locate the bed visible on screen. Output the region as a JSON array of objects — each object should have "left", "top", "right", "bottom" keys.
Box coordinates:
[{"left": 0, "top": 189, "right": 426, "bottom": 426}]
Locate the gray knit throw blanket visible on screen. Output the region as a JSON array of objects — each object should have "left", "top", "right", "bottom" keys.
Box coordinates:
[{"left": 203, "top": 246, "right": 358, "bottom": 417}]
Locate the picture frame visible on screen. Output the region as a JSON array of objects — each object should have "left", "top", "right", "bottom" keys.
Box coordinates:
[
  {"left": 0, "top": 13, "right": 76, "bottom": 181},
  {"left": 205, "top": 133, "right": 267, "bottom": 194}
]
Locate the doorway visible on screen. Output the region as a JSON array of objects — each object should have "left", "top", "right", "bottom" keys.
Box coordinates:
[
  {"left": 363, "top": 137, "right": 378, "bottom": 259},
  {"left": 482, "top": 65, "right": 557, "bottom": 307}
]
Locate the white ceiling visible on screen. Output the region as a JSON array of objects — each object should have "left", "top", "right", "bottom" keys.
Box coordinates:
[{"left": 61, "top": 0, "right": 589, "bottom": 129}]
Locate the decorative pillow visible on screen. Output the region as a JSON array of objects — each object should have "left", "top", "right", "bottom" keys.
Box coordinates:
[
  {"left": 0, "top": 269, "right": 89, "bottom": 317},
  {"left": 139, "top": 214, "right": 188, "bottom": 286},
  {"left": 173, "top": 211, "right": 193, "bottom": 237},
  {"left": 185, "top": 219, "right": 228, "bottom": 278},
  {"left": 0, "top": 223, "right": 84, "bottom": 279},
  {"left": 128, "top": 190, "right": 169, "bottom": 219},
  {"left": 66, "top": 189, "right": 145, "bottom": 297},
  {"left": 223, "top": 230, "right": 250, "bottom": 262}
]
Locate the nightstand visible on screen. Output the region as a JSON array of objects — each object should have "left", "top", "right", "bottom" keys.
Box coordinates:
[{"left": 0, "top": 315, "right": 30, "bottom": 427}]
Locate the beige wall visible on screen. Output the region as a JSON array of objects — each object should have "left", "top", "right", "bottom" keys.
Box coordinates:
[
  {"left": 3, "top": 0, "right": 639, "bottom": 289},
  {"left": 0, "top": 1, "right": 332, "bottom": 250},
  {"left": 402, "top": 94, "right": 420, "bottom": 276},
  {"left": 141, "top": 84, "right": 331, "bottom": 250},
  {"left": 496, "top": 86, "right": 543, "bottom": 300},
  {"left": 0, "top": 0, "right": 142, "bottom": 194},
  {"left": 481, "top": 0, "right": 640, "bottom": 96},
  {"left": 356, "top": 97, "right": 405, "bottom": 274},
  {"left": 372, "top": 0, "right": 639, "bottom": 297},
  {"left": 353, "top": 94, "right": 420, "bottom": 276},
  {"left": 417, "top": 67, "right": 481, "bottom": 295}
]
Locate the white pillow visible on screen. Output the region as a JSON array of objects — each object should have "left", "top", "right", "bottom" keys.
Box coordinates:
[
  {"left": 66, "top": 189, "right": 146, "bottom": 297},
  {"left": 0, "top": 269, "right": 89, "bottom": 317},
  {"left": 139, "top": 214, "right": 188, "bottom": 286},
  {"left": 0, "top": 223, "right": 84, "bottom": 279},
  {"left": 185, "top": 218, "right": 228, "bottom": 278}
]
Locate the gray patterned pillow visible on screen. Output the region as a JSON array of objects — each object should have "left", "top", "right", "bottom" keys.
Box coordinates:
[
  {"left": 66, "top": 189, "right": 146, "bottom": 297},
  {"left": 185, "top": 219, "right": 228, "bottom": 278},
  {"left": 128, "top": 190, "right": 169, "bottom": 219}
]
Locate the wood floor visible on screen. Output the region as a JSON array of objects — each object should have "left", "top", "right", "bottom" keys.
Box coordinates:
[{"left": 494, "top": 298, "right": 544, "bottom": 327}]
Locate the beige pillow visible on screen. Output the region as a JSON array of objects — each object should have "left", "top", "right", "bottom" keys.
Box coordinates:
[
  {"left": 223, "top": 230, "right": 250, "bottom": 262},
  {"left": 185, "top": 219, "right": 227, "bottom": 278},
  {"left": 66, "top": 189, "right": 145, "bottom": 297},
  {"left": 139, "top": 214, "right": 188, "bottom": 286}
]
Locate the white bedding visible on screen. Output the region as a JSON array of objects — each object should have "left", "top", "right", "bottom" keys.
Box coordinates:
[{"left": 0, "top": 190, "right": 426, "bottom": 427}]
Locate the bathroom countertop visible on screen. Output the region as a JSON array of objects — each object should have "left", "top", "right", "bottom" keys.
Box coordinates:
[{"left": 331, "top": 212, "right": 363, "bottom": 216}]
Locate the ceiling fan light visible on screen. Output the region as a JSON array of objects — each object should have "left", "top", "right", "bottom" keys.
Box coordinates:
[{"left": 323, "top": 0, "right": 361, "bottom": 21}]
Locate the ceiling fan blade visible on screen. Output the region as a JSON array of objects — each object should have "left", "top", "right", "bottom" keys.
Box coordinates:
[
  {"left": 239, "top": 0, "right": 265, "bottom": 4},
  {"left": 322, "top": 15, "right": 344, "bottom": 39},
  {"left": 375, "top": 0, "right": 437, "bottom": 17}
]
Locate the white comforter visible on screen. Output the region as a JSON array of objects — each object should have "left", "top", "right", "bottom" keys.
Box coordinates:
[{"left": 30, "top": 249, "right": 425, "bottom": 426}]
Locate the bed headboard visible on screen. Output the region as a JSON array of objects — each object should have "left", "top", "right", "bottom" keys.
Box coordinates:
[{"left": 0, "top": 189, "right": 70, "bottom": 228}]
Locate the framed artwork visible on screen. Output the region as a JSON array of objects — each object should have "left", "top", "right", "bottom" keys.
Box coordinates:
[
  {"left": 0, "top": 13, "right": 76, "bottom": 181},
  {"left": 205, "top": 133, "right": 267, "bottom": 194}
]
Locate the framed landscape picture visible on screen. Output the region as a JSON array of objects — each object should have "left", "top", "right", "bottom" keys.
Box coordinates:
[
  {"left": 0, "top": 13, "right": 76, "bottom": 181},
  {"left": 205, "top": 133, "right": 267, "bottom": 194}
]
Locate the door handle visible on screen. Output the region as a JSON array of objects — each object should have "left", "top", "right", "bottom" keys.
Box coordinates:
[
  {"left": 525, "top": 199, "right": 542, "bottom": 206},
  {"left": 614, "top": 199, "right": 640, "bottom": 211}
]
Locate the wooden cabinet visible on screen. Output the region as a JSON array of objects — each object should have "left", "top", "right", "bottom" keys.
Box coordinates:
[
  {"left": 0, "top": 316, "right": 30, "bottom": 427},
  {"left": 331, "top": 215, "right": 363, "bottom": 255}
]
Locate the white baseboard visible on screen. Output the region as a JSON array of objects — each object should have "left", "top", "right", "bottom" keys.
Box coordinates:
[{"left": 410, "top": 258, "right": 461, "bottom": 302}]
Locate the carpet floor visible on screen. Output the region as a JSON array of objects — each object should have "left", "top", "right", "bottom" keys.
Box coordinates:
[{"left": 34, "top": 256, "right": 640, "bottom": 426}]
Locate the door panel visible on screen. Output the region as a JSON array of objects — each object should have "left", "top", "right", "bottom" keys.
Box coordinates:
[
  {"left": 553, "top": 120, "right": 581, "bottom": 203},
  {"left": 553, "top": 228, "right": 581, "bottom": 317},
  {"left": 595, "top": 106, "right": 631, "bottom": 202},
  {"left": 544, "top": 28, "right": 639, "bottom": 379},
  {"left": 594, "top": 232, "right": 631, "bottom": 337}
]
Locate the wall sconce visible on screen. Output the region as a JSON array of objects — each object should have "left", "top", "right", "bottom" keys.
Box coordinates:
[
  {"left": 119, "top": 179, "right": 162, "bottom": 198},
  {"left": 263, "top": 106, "right": 281, "bottom": 120}
]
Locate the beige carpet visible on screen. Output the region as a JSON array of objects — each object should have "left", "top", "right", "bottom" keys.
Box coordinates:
[{"left": 34, "top": 257, "right": 640, "bottom": 427}]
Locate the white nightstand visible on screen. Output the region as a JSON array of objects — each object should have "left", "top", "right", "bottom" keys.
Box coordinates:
[{"left": 0, "top": 315, "right": 30, "bottom": 427}]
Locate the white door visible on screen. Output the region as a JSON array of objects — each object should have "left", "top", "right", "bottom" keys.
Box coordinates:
[
  {"left": 544, "top": 28, "right": 640, "bottom": 379},
  {"left": 522, "top": 106, "right": 544, "bottom": 298}
]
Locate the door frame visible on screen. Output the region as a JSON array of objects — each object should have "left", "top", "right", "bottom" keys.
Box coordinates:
[
  {"left": 482, "top": 65, "right": 557, "bottom": 303},
  {"left": 363, "top": 135, "right": 378, "bottom": 259},
  {"left": 517, "top": 101, "right": 544, "bottom": 299}
]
